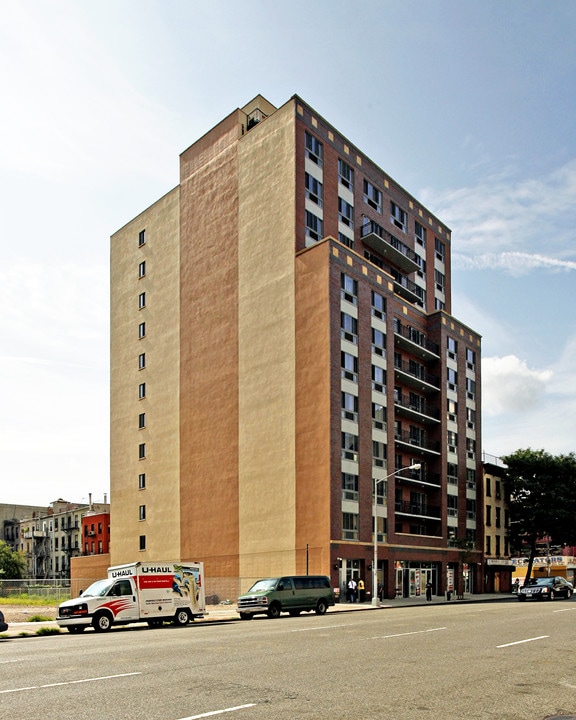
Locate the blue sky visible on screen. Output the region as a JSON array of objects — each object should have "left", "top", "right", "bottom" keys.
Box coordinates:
[{"left": 1, "top": 0, "right": 574, "bottom": 505}]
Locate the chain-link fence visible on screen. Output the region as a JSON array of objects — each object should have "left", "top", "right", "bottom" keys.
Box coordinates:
[{"left": 0, "top": 579, "right": 71, "bottom": 601}]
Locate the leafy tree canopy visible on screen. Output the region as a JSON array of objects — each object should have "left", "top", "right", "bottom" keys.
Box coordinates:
[
  {"left": 0, "top": 540, "right": 27, "bottom": 579},
  {"left": 503, "top": 448, "right": 576, "bottom": 582}
]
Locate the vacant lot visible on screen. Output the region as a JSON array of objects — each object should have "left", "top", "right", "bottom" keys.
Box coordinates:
[{"left": 1, "top": 605, "right": 57, "bottom": 623}]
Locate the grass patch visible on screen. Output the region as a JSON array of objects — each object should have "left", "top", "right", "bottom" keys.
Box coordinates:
[
  {"left": 0, "top": 595, "right": 67, "bottom": 606},
  {"left": 27, "top": 615, "right": 53, "bottom": 622},
  {"left": 35, "top": 627, "right": 61, "bottom": 636}
]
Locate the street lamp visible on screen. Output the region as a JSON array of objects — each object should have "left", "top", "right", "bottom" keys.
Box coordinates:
[{"left": 372, "top": 463, "right": 421, "bottom": 606}]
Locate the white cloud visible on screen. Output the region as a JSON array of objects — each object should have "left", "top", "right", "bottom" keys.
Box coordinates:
[
  {"left": 421, "top": 158, "right": 576, "bottom": 265},
  {"left": 453, "top": 251, "right": 576, "bottom": 276},
  {"left": 482, "top": 355, "right": 552, "bottom": 416}
]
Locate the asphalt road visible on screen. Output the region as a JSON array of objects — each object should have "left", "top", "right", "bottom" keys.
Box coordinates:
[{"left": 1, "top": 600, "right": 575, "bottom": 720}]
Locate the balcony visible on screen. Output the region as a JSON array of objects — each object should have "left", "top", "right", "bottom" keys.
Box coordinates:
[
  {"left": 394, "top": 357, "right": 440, "bottom": 392},
  {"left": 394, "top": 323, "right": 440, "bottom": 360},
  {"left": 394, "top": 393, "right": 440, "bottom": 424},
  {"left": 395, "top": 430, "right": 441, "bottom": 455},
  {"left": 395, "top": 469, "right": 441, "bottom": 489},
  {"left": 62, "top": 522, "right": 79, "bottom": 533},
  {"left": 361, "top": 220, "right": 420, "bottom": 274},
  {"left": 395, "top": 501, "right": 441, "bottom": 519}
]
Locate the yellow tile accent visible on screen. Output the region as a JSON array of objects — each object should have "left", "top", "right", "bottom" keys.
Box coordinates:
[
  {"left": 297, "top": 105, "right": 304, "bottom": 115},
  {"left": 362, "top": 266, "right": 367, "bottom": 275},
  {"left": 384, "top": 179, "right": 389, "bottom": 188},
  {"left": 332, "top": 246, "right": 339, "bottom": 258},
  {"left": 311, "top": 117, "right": 318, "bottom": 128},
  {"left": 376, "top": 275, "right": 382, "bottom": 284},
  {"left": 328, "top": 131, "right": 334, "bottom": 141},
  {"left": 344, "top": 144, "right": 349, "bottom": 154},
  {"left": 357, "top": 156, "right": 362, "bottom": 165},
  {"left": 346, "top": 255, "right": 353, "bottom": 266}
]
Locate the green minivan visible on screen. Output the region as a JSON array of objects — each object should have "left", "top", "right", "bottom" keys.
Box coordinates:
[{"left": 237, "top": 575, "right": 335, "bottom": 619}]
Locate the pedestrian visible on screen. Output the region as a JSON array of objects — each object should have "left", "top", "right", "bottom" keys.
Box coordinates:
[
  {"left": 358, "top": 578, "right": 365, "bottom": 603},
  {"left": 377, "top": 582, "right": 384, "bottom": 602},
  {"left": 347, "top": 577, "right": 357, "bottom": 603},
  {"left": 425, "top": 580, "right": 432, "bottom": 602}
]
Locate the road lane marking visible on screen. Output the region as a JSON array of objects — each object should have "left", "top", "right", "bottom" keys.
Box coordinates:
[
  {"left": 178, "top": 705, "right": 256, "bottom": 719},
  {"left": 372, "top": 626, "right": 446, "bottom": 640},
  {"left": 497, "top": 636, "right": 549, "bottom": 648},
  {"left": 291, "top": 624, "right": 352, "bottom": 632},
  {"left": 0, "top": 671, "right": 141, "bottom": 694},
  {"left": 553, "top": 608, "right": 576, "bottom": 613},
  {"left": 0, "top": 659, "right": 24, "bottom": 664}
]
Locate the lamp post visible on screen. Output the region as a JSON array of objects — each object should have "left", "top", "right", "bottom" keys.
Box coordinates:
[{"left": 372, "top": 463, "right": 421, "bottom": 606}]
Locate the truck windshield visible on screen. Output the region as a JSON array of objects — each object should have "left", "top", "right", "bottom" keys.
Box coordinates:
[
  {"left": 247, "top": 579, "right": 278, "bottom": 593},
  {"left": 80, "top": 579, "right": 115, "bottom": 597}
]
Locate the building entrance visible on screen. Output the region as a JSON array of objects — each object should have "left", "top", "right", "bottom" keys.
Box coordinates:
[{"left": 395, "top": 562, "right": 438, "bottom": 598}]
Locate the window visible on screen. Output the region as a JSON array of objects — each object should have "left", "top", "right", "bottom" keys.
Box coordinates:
[
  {"left": 447, "top": 398, "right": 457, "bottom": 420},
  {"left": 138, "top": 229, "right": 146, "bottom": 247},
  {"left": 447, "top": 367, "right": 457, "bottom": 389},
  {"left": 371, "top": 328, "right": 385, "bottom": 356},
  {"left": 372, "top": 402, "right": 385, "bottom": 430},
  {"left": 342, "top": 512, "right": 359, "bottom": 541},
  {"left": 341, "top": 313, "right": 358, "bottom": 343},
  {"left": 305, "top": 131, "right": 322, "bottom": 165},
  {"left": 415, "top": 221, "right": 426, "bottom": 246},
  {"left": 138, "top": 261, "right": 146, "bottom": 278},
  {"left": 338, "top": 231, "right": 354, "bottom": 249},
  {"left": 486, "top": 505, "right": 492, "bottom": 526},
  {"left": 341, "top": 432, "right": 358, "bottom": 461},
  {"left": 138, "top": 292, "right": 146, "bottom": 310},
  {"left": 139, "top": 353, "right": 146, "bottom": 370},
  {"left": 338, "top": 197, "right": 354, "bottom": 227},
  {"left": 341, "top": 392, "right": 358, "bottom": 421},
  {"left": 341, "top": 352, "right": 358, "bottom": 382},
  {"left": 138, "top": 382, "right": 146, "bottom": 399},
  {"left": 139, "top": 443, "right": 146, "bottom": 459},
  {"left": 374, "top": 478, "right": 387, "bottom": 505},
  {"left": 138, "top": 473, "right": 146, "bottom": 490},
  {"left": 466, "top": 378, "right": 476, "bottom": 399},
  {"left": 139, "top": 535, "right": 146, "bottom": 551},
  {"left": 447, "top": 337, "right": 458, "bottom": 357},
  {"left": 495, "top": 480, "right": 501, "bottom": 499},
  {"left": 363, "top": 180, "right": 382, "bottom": 213},
  {"left": 466, "top": 498, "right": 476, "bottom": 520},
  {"left": 390, "top": 201, "right": 407, "bottom": 232},
  {"left": 139, "top": 505, "right": 146, "bottom": 521},
  {"left": 495, "top": 506, "right": 501, "bottom": 529},
  {"left": 338, "top": 158, "right": 354, "bottom": 189},
  {"left": 138, "top": 412, "right": 146, "bottom": 429},
  {"left": 466, "top": 348, "right": 476, "bottom": 369},
  {"left": 342, "top": 472, "right": 359, "bottom": 501},
  {"left": 466, "top": 437, "right": 476, "bottom": 456},
  {"left": 138, "top": 322, "right": 146, "bottom": 339},
  {"left": 466, "top": 407, "right": 476, "bottom": 427},
  {"left": 447, "top": 430, "right": 458, "bottom": 449},
  {"left": 305, "top": 172, "right": 322, "bottom": 205},
  {"left": 372, "top": 440, "right": 386, "bottom": 467},
  {"left": 372, "top": 365, "right": 386, "bottom": 393},
  {"left": 434, "top": 269, "right": 445, "bottom": 291},
  {"left": 447, "top": 463, "right": 458, "bottom": 484},
  {"left": 341, "top": 273, "right": 357, "bottom": 303},
  {"left": 447, "top": 494, "right": 458, "bottom": 517},
  {"left": 495, "top": 535, "right": 501, "bottom": 556},
  {"left": 435, "top": 237, "right": 445, "bottom": 261},
  {"left": 305, "top": 210, "right": 323, "bottom": 243},
  {"left": 467, "top": 469, "right": 476, "bottom": 489},
  {"left": 371, "top": 291, "right": 386, "bottom": 319},
  {"left": 486, "top": 536, "right": 491, "bottom": 555}
]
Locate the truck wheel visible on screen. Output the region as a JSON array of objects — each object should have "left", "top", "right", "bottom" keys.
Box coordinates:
[
  {"left": 315, "top": 599, "right": 328, "bottom": 615},
  {"left": 239, "top": 612, "right": 253, "bottom": 620},
  {"left": 92, "top": 612, "right": 113, "bottom": 632},
  {"left": 67, "top": 625, "right": 86, "bottom": 634},
  {"left": 267, "top": 603, "right": 282, "bottom": 619},
  {"left": 174, "top": 609, "right": 190, "bottom": 626}
]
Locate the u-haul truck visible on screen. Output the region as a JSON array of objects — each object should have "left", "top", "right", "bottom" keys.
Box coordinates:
[{"left": 57, "top": 561, "right": 205, "bottom": 633}]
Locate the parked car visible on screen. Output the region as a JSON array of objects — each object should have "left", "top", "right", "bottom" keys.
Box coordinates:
[
  {"left": 517, "top": 576, "right": 573, "bottom": 601},
  {"left": 0, "top": 610, "right": 8, "bottom": 633}
]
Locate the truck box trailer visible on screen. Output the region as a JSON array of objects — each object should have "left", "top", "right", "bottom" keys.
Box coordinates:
[{"left": 57, "top": 561, "right": 205, "bottom": 633}]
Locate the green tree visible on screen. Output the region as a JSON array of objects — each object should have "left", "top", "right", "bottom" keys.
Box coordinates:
[
  {"left": 503, "top": 448, "right": 576, "bottom": 585},
  {"left": 0, "top": 540, "right": 27, "bottom": 579}
]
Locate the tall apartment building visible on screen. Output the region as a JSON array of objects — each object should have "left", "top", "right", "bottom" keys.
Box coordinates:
[{"left": 110, "top": 94, "right": 483, "bottom": 600}]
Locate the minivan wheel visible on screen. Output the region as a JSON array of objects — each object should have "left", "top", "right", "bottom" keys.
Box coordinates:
[
  {"left": 92, "top": 612, "right": 113, "bottom": 632},
  {"left": 174, "top": 609, "right": 190, "bottom": 626},
  {"left": 315, "top": 599, "right": 328, "bottom": 615},
  {"left": 267, "top": 603, "right": 282, "bottom": 619}
]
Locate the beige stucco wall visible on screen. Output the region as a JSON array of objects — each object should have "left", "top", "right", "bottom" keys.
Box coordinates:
[
  {"left": 110, "top": 188, "right": 181, "bottom": 565},
  {"left": 237, "top": 102, "right": 297, "bottom": 587}
]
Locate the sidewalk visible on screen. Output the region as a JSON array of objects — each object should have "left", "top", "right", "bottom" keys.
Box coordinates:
[{"left": 0, "top": 593, "right": 515, "bottom": 639}]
